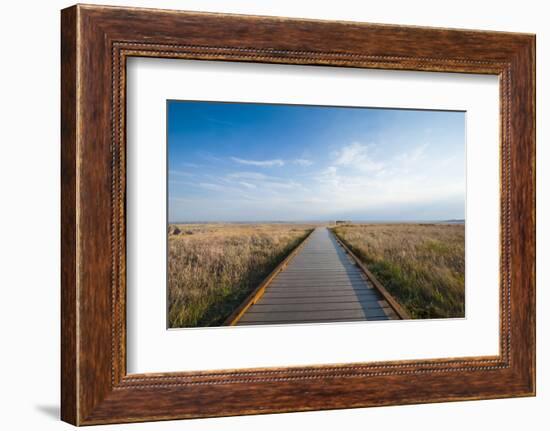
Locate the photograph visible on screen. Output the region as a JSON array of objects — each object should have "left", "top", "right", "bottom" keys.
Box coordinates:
[
  {"left": 53, "top": 3, "right": 536, "bottom": 425},
  {"left": 167, "top": 100, "right": 466, "bottom": 328}
]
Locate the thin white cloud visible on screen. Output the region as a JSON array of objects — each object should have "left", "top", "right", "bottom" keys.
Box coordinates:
[
  {"left": 239, "top": 181, "right": 257, "bottom": 189},
  {"left": 223, "top": 171, "right": 307, "bottom": 195},
  {"left": 205, "top": 117, "right": 235, "bottom": 127},
  {"left": 262, "top": 180, "right": 302, "bottom": 190},
  {"left": 169, "top": 179, "right": 196, "bottom": 186},
  {"left": 305, "top": 140, "right": 464, "bottom": 219},
  {"left": 333, "top": 142, "right": 385, "bottom": 172},
  {"left": 293, "top": 158, "right": 314, "bottom": 167},
  {"left": 396, "top": 142, "right": 428, "bottom": 163},
  {"left": 231, "top": 157, "right": 285, "bottom": 167},
  {"left": 199, "top": 153, "right": 223, "bottom": 164},
  {"left": 227, "top": 172, "right": 269, "bottom": 181},
  {"left": 392, "top": 143, "right": 429, "bottom": 174},
  {"left": 315, "top": 166, "right": 340, "bottom": 187},
  {"left": 199, "top": 182, "right": 230, "bottom": 192},
  {"left": 180, "top": 162, "right": 202, "bottom": 168},
  {"left": 173, "top": 140, "right": 463, "bottom": 221}
]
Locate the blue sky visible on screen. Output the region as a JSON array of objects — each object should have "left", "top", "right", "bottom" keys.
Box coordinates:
[{"left": 168, "top": 100, "right": 465, "bottom": 222}]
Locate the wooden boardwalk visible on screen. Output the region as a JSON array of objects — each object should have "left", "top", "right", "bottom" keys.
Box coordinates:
[{"left": 236, "top": 227, "right": 400, "bottom": 326}]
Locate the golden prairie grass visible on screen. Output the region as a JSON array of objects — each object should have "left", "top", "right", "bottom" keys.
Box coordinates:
[
  {"left": 168, "top": 224, "right": 313, "bottom": 328},
  {"left": 332, "top": 224, "right": 465, "bottom": 319}
]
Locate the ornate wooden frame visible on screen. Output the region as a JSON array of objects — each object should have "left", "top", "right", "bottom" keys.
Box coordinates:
[{"left": 61, "top": 4, "right": 535, "bottom": 425}]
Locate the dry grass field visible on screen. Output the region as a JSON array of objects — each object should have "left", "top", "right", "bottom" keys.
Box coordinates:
[
  {"left": 332, "top": 224, "right": 465, "bottom": 319},
  {"left": 168, "top": 224, "right": 313, "bottom": 328}
]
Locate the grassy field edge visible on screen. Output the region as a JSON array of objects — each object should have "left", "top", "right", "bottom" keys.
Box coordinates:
[
  {"left": 168, "top": 225, "right": 314, "bottom": 328},
  {"left": 329, "top": 228, "right": 409, "bottom": 314},
  {"left": 331, "top": 225, "right": 465, "bottom": 319}
]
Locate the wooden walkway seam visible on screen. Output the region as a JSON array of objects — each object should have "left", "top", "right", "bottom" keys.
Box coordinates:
[{"left": 226, "top": 227, "right": 409, "bottom": 326}]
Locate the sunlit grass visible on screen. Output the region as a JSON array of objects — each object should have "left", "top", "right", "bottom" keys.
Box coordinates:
[
  {"left": 332, "top": 224, "right": 465, "bottom": 319},
  {"left": 168, "top": 224, "right": 313, "bottom": 328}
]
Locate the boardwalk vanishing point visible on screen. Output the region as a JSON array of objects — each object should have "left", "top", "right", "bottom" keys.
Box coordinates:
[{"left": 226, "top": 227, "right": 408, "bottom": 326}]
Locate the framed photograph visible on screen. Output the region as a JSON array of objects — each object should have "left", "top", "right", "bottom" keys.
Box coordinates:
[{"left": 61, "top": 4, "right": 535, "bottom": 425}]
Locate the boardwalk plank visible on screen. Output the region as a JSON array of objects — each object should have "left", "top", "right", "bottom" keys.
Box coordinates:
[
  {"left": 265, "top": 288, "right": 378, "bottom": 296},
  {"left": 271, "top": 279, "right": 368, "bottom": 286},
  {"left": 237, "top": 227, "right": 397, "bottom": 324},
  {"left": 277, "top": 271, "right": 366, "bottom": 282},
  {"left": 261, "top": 291, "right": 378, "bottom": 299},
  {"left": 259, "top": 296, "right": 384, "bottom": 305},
  {"left": 236, "top": 318, "right": 378, "bottom": 326},
  {"left": 239, "top": 309, "right": 369, "bottom": 323},
  {"left": 249, "top": 302, "right": 393, "bottom": 313}
]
